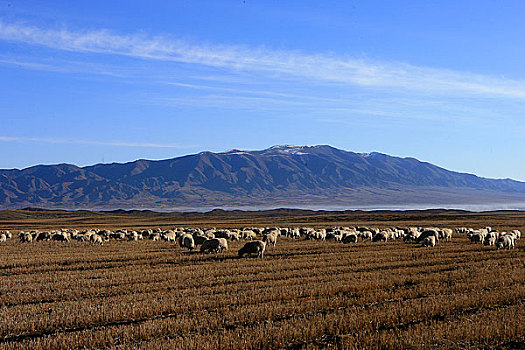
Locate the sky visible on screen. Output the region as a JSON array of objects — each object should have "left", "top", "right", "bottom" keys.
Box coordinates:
[{"left": 1, "top": 1, "right": 525, "bottom": 180}]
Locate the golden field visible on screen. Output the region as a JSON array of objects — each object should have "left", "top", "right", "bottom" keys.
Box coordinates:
[{"left": 0, "top": 209, "right": 524, "bottom": 349}]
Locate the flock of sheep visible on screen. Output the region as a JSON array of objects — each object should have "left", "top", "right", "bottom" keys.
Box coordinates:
[
  {"left": 0, "top": 225, "right": 520, "bottom": 256},
  {"left": 459, "top": 226, "right": 521, "bottom": 249}
]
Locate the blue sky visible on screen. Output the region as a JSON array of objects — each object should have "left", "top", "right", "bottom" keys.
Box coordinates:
[{"left": 1, "top": 1, "right": 525, "bottom": 180}]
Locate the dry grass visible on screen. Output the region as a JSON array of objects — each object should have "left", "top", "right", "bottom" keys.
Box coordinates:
[{"left": 0, "top": 210, "right": 524, "bottom": 349}]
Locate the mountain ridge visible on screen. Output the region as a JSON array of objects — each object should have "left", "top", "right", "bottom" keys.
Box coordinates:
[{"left": 1, "top": 145, "right": 525, "bottom": 210}]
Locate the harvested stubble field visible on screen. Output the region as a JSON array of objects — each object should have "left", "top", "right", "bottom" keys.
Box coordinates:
[{"left": 0, "top": 209, "right": 524, "bottom": 349}]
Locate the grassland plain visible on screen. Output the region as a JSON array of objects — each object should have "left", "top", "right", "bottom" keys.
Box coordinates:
[{"left": 0, "top": 209, "right": 524, "bottom": 349}]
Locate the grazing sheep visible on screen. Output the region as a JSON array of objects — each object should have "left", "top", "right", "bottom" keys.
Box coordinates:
[
  {"left": 288, "top": 228, "right": 301, "bottom": 239},
  {"left": 36, "top": 231, "right": 51, "bottom": 241},
  {"left": 403, "top": 230, "right": 419, "bottom": 242},
  {"left": 421, "top": 236, "right": 436, "bottom": 248},
  {"left": 372, "top": 232, "right": 388, "bottom": 242},
  {"left": 19, "top": 232, "right": 33, "bottom": 243},
  {"left": 161, "top": 230, "right": 178, "bottom": 242},
  {"left": 200, "top": 238, "right": 228, "bottom": 253},
  {"left": 238, "top": 240, "right": 266, "bottom": 258},
  {"left": 315, "top": 230, "right": 327, "bottom": 241},
  {"left": 496, "top": 235, "right": 515, "bottom": 250},
  {"left": 51, "top": 233, "right": 70, "bottom": 242},
  {"left": 483, "top": 232, "right": 497, "bottom": 246},
  {"left": 418, "top": 229, "right": 439, "bottom": 243},
  {"left": 329, "top": 231, "right": 343, "bottom": 242},
  {"left": 360, "top": 231, "right": 373, "bottom": 241},
  {"left": 179, "top": 233, "right": 195, "bottom": 251},
  {"left": 150, "top": 234, "right": 161, "bottom": 241},
  {"left": 468, "top": 231, "right": 483, "bottom": 244},
  {"left": 455, "top": 227, "right": 469, "bottom": 234},
  {"left": 342, "top": 233, "right": 358, "bottom": 244},
  {"left": 439, "top": 228, "right": 453, "bottom": 242},
  {"left": 109, "top": 232, "right": 126, "bottom": 240},
  {"left": 229, "top": 232, "right": 241, "bottom": 241},
  {"left": 213, "top": 230, "right": 232, "bottom": 239},
  {"left": 242, "top": 230, "right": 257, "bottom": 240},
  {"left": 262, "top": 232, "right": 278, "bottom": 247},
  {"left": 90, "top": 234, "right": 104, "bottom": 245},
  {"left": 193, "top": 235, "right": 208, "bottom": 245}
]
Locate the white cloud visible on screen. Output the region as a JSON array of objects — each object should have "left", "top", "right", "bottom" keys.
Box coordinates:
[
  {"left": 0, "top": 136, "right": 193, "bottom": 148},
  {"left": 1, "top": 21, "right": 525, "bottom": 99}
]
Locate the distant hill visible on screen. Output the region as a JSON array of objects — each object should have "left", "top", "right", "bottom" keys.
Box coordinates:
[{"left": 1, "top": 145, "right": 525, "bottom": 210}]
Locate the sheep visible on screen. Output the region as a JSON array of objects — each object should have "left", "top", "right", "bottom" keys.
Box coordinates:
[
  {"left": 342, "top": 233, "right": 358, "bottom": 244},
  {"left": 19, "top": 231, "right": 33, "bottom": 243},
  {"left": 242, "top": 230, "right": 257, "bottom": 240},
  {"left": 200, "top": 238, "right": 228, "bottom": 254},
  {"left": 288, "top": 228, "right": 301, "bottom": 239},
  {"left": 304, "top": 230, "right": 316, "bottom": 240},
  {"left": 297, "top": 227, "right": 309, "bottom": 235},
  {"left": 439, "top": 228, "right": 453, "bottom": 242},
  {"left": 150, "top": 234, "right": 161, "bottom": 241},
  {"left": 315, "top": 229, "right": 327, "bottom": 241},
  {"left": 0, "top": 233, "right": 6, "bottom": 243},
  {"left": 483, "top": 232, "right": 497, "bottom": 246},
  {"left": 126, "top": 231, "right": 143, "bottom": 241},
  {"left": 179, "top": 233, "right": 195, "bottom": 251},
  {"left": 90, "top": 234, "right": 104, "bottom": 245},
  {"left": 418, "top": 229, "right": 439, "bottom": 244},
  {"left": 455, "top": 227, "right": 469, "bottom": 234},
  {"left": 229, "top": 232, "right": 241, "bottom": 241},
  {"left": 36, "top": 231, "right": 51, "bottom": 241},
  {"left": 496, "top": 235, "right": 515, "bottom": 250},
  {"left": 263, "top": 227, "right": 280, "bottom": 236},
  {"left": 262, "top": 232, "right": 278, "bottom": 247},
  {"left": 403, "top": 230, "right": 419, "bottom": 242},
  {"left": 238, "top": 240, "right": 266, "bottom": 258},
  {"left": 75, "top": 233, "right": 90, "bottom": 242},
  {"left": 421, "top": 236, "right": 436, "bottom": 248},
  {"left": 0, "top": 230, "right": 11, "bottom": 239},
  {"left": 372, "top": 232, "right": 388, "bottom": 242},
  {"left": 213, "top": 230, "right": 232, "bottom": 239},
  {"left": 109, "top": 232, "right": 126, "bottom": 240},
  {"left": 161, "top": 230, "right": 178, "bottom": 242},
  {"left": 193, "top": 235, "right": 208, "bottom": 245},
  {"left": 93, "top": 230, "right": 108, "bottom": 240},
  {"left": 51, "top": 232, "right": 70, "bottom": 242},
  {"left": 360, "top": 230, "right": 373, "bottom": 241},
  {"left": 468, "top": 231, "right": 484, "bottom": 244},
  {"left": 327, "top": 231, "right": 343, "bottom": 242}
]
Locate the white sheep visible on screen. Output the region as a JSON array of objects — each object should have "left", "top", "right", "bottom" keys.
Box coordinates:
[
  {"left": 483, "top": 232, "right": 497, "bottom": 246},
  {"left": 200, "top": 238, "right": 228, "bottom": 253},
  {"left": 262, "top": 232, "right": 278, "bottom": 247},
  {"left": 179, "top": 233, "right": 195, "bottom": 251},
  {"left": 238, "top": 240, "right": 266, "bottom": 258},
  {"left": 90, "top": 234, "right": 104, "bottom": 245},
  {"left": 372, "top": 232, "right": 388, "bottom": 242},
  {"left": 496, "top": 234, "right": 515, "bottom": 250},
  {"left": 439, "top": 228, "right": 453, "bottom": 242}
]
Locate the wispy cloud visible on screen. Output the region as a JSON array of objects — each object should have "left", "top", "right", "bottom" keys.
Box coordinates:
[
  {"left": 0, "top": 136, "right": 193, "bottom": 148},
  {"left": 2, "top": 21, "right": 525, "bottom": 99}
]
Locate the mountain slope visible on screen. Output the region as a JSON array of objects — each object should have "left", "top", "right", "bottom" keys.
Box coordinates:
[{"left": 1, "top": 145, "right": 525, "bottom": 210}]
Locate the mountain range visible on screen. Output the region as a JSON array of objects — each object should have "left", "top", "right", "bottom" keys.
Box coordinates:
[{"left": 1, "top": 145, "right": 525, "bottom": 210}]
